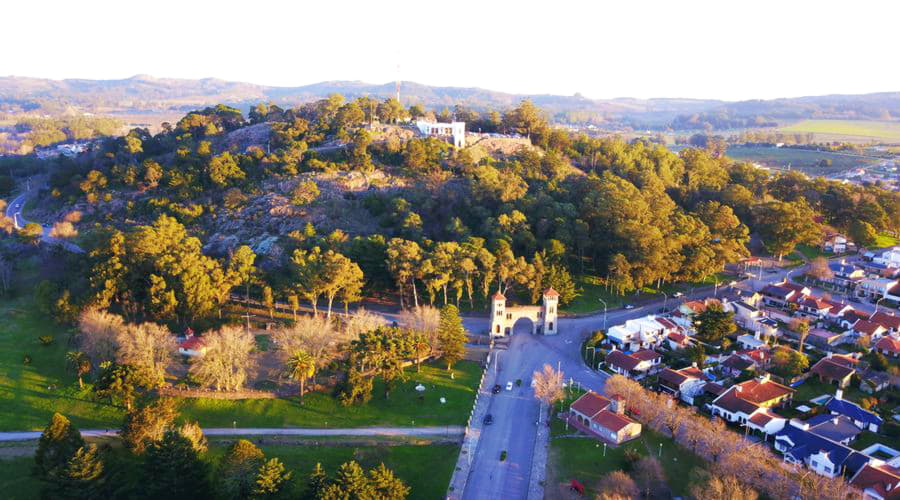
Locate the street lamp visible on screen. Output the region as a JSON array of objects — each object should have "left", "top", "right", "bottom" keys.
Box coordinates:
[
  {"left": 658, "top": 442, "right": 662, "bottom": 457},
  {"left": 597, "top": 298, "right": 608, "bottom": 329},
  {"left": 875, "top": 296, "right": 887, "bottom": 315},
  {"left": 660, "top": 291, "right": 668, "bottom": 313}
]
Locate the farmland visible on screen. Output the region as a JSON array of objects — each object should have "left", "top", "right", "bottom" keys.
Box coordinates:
[
  {"left": 780, "top": 120, "right": 900, "bottom": 143},
  {"left": 725, "top": 145, "right": 880, "bottom": 175}
]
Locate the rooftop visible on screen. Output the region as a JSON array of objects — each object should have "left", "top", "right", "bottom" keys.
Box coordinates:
[{"left": 570, "top": 392, "right": 611, "bottom": 418}]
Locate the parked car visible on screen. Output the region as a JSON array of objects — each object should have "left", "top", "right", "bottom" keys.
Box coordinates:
[
  {"left": 483, "top": 414, "right": 493, "bottom": 425},
  {"left": 506, "top": 381, "right": 513, "bottom": 391},
  {"left": 492, "top": 384, "right": 502, "bottom": 394},
  {"left": 673, "top": 292, "right": 684, "bottom": 298},
  {"left": 624, "top": 304, "right": 636, "bottom": 310}
]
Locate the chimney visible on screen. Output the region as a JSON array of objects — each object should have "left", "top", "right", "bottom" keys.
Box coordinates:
[
  {"left": 691, "top": 361, "right": 697, "bottom": 368},
  {"left": 757, "top": 373, "right": 770, "bottom": 383},
  {"left": 833, "top": 417, "right": 840, "bottom": 426},
  {"left": 827, "top": 351, "right": 833, "bottom": 358},
  {"left": 610, "top": 396, "right": 625, "bottom": 414},
  {"left": 735, "top": 385, "right": 743, "bottom": 393},
  {"left": 835, "top": 389, "right": 843, "bottom": 401}
]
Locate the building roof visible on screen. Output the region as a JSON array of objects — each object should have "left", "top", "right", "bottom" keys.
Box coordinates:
[
  {"left": 570, "top": 392, "right": 611, "bottom": 418},
  {"left": 659, "top": 366, "right": 705, "bottom": 386},
  {"left": 762, "top": 284, "right": 794, "bottom": 300},
  {"left": 829, "top": 262, "right": 859, "bottom": 275},
  {"left": 801, "top": 297, "right": 832, "bottom": 311},
  {"left": 655, "top": 317, "right": 678, "bottom": 330},
  {"left": 542, "top": 288, "right": 560, "bottom": 298},
  {"left": 667, "top": 332, "right": 688, "bottom": 344},
  {"left": 775, "top": 423, "right": 869, "bottom": 474},
  {"left": 714, "top": 377, "right": 794, "bottom": 415},
  {"left": 739, "top": 348, "right": 770, "bottom": 365},
  {"left": 723, "top": 355, "right": 755, "bottom": 372},
  {"left": 749, "top": 409, "right": 782, "bottom": 427},
  {"left": 179, "top": 336, "right": 206, "bottom": 351},
  {"left": 807, "top": 414, "right": 864, "bottom": 443},
  {"left": 871, "top": 311, "right": 900, "bottom": 331},
  {"left": 876, "top": 336, "right": 900, "bottom": 354},
  {"left": 826, "top": 397, "right": 884, "bottom": 427},
  {"left": 827, "top": 301, "right": 855, "bottom": 316},
  {"left": 606, "top": 350, "right": 642, "bottom": 371},
  {"left": 492, "top": 291, "right": 506, "bottom": 301},
  {"left": 714, "top": 388, "right": 760, "bottom": 415},
  {"left": 850, "top": 464, "right": 900, "bottom": 499},
  {"left": 782, "top": 282, "right": 809, "bottom": 294},
  {"left": 704, "top": 382, "right": 726, "bottom": 396},
  {"left": 811, "top": 358, "right": 856, "bottom": 381},
  {"left": 592, "top": 410, "right": 637, "bottom": 433},
  {"left": 855, "top": 319, "right": 888, "bottom": 336},
  {"left": 632, "top": 349, "right": 662, "bottom": 362}
]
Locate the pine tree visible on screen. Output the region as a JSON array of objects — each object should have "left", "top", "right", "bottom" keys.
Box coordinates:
[
  {"left": 369, "top": 462, "right": 410, "bottom": 499},
  {"left": 34, "top": 413, "right": 85, "bottom": 478},
  {"left": 219, "top": 439, "right": 265, "bottom": 499},
  {"left": 437, "top": 304, "right": 467, "bottom": 370},
  {"left": 307, "top": 462, "right": 328, "bottom": 499},
  {"left": 253, "top": 458, "right": 292, "bottom": 498},
  {"left": 44, "top": 444, "right": 105, "bottom": 499},
  {"left": 143, "top": 430, "right": 209, "bottom": 498},
  {"left": 330, "top": 461, "right": 374, "bottom": 498}
]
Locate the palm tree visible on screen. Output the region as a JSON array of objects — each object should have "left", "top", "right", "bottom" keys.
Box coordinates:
[
  {"left": 410, "top": 333, "right": 430, "bottom": 372},
  {"left": 286, "top": 351, "right": 316, "bottom": 403},
  {"left": 66, "top": 351, "right": 91, "bottom": 389}
]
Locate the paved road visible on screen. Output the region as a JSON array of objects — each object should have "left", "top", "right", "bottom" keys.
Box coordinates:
[
  {"left": 0, "top": 425, "right": 464, "bottom": 442},
  {"left": 5, "top": 190, "right": 84, "bottom": 253}
]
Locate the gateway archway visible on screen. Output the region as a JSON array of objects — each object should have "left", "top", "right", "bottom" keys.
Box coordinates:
[{"left": 490, "top": 288, "right": 559, "bottom": 338}]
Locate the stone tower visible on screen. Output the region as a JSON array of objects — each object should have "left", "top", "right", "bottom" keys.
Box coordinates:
[
  {"left": 490, "top": 291, "right": 506, "bottom": 337},
  {"left": 542, "top": 288, "right": 559, "bottom": 335}
]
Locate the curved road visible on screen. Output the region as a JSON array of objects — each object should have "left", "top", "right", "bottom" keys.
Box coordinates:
[{"left": 5, "top": 191, "right": 83, "bottom": 253}]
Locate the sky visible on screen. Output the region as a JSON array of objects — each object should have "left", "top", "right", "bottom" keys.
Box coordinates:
[{"left": 3, "top": 0, "right": 898, "bottom": 101}]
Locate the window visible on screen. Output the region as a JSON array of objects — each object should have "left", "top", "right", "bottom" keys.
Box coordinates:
[
  {"left": 549, "top": 321, "right": 554, "bottom": 330},
  {"left": 823, "top": 466, "right": 832, "bottom": 474},
  {"left": 495, "top": 325, "right": 500, "bottom": 333},
  {"left": 811, "top": 460, "right": 818, "bottom": 468}
]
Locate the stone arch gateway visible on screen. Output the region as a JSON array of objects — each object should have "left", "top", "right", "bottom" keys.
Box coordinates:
[{"left": 489, "top": 288, "right": 559, "bottom": 337}]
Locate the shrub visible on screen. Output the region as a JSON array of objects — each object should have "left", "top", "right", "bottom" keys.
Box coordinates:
[
  {"left": 38, "top": 335, "right": 54, "bottom": 346},
  {"left": 499, "top": 450, "right": 507, "bottom": 461},
  {"left": 23, "top": 354, "right": 32, "bottom": 365}
]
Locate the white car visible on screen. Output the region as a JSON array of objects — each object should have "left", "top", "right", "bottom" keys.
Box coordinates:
[
  {"left": 673, "top": 292, "right": 684, "bottom": 298},
  {"left": 506, "top": 381, "right": 513, "bottom": 391}
]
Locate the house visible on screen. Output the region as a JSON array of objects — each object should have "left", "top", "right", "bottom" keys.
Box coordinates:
[
  {"left": 806, "top": 414, "right": 864, "bottom": 445},
  {"left": 828, "top": 260, "right": 866, "bottom": 288},
  {"left": 665, "top": 331, "right": 691, "bottom": 350},
  {"left": 862, "top": 261, "right": 900, "bottom": 280},
  {"left": 849, "top": 463, "right": 900, "bottom": 500},
  {"left": 720, "top": 354, "right": 756, "bottom": 377},
  {"left": 853, "top": 319, "right": 890, "bottom": 342},
  {"left": 658, "top": 366, "right": 708, "bottom": 404},
  {"left": 761, "top": 283, "right": 801, "bottom": 308},
  {"left": 860, "top": 370, "right": 892, "bottom": 394},
  {"left": 178, "top": 331, "right": 207, "bottom": 357},
  {"left": 810, "top": 354, "right": 857, "bottom": 388},
  {"left": 871, "top": 312, "right": 900, "bottom": 335},
  {"left": 858, "top": 278, "right": 900, "bottom": 300},
  {"left": 710, "top": 375, "right": 794, "bottom": 428},
  {"left": 415, "top": 120, "right": 466, "bottom": 148},
  {"left": 774, "top": 419, "right": 871, "bottom": 478},
  {"left": 568, "top": 392, "right": 642, "bottom": 445},
  {"left": 605, "top": 349, "right": 662, "bottom": 380},
  {"left": 808, "top": 328, "right": 846, "bottom": 348},
  {"left": 798, "top": 296, "right": 833, "bottom": 319},
  {"left": 824, "top": 390, "right": 884, "bottom": 432},
  {"left": 874, "top": 246, "right": 900, "bottom": 268},
  {"left": 826, "top": 301, "right": 858, "bottom": 325},
  {"left": 875, "top": 336, "right": 900, "bottom": 358},
  {"left": 737, "top": 332, "right": 766, "bottom": 350},
  {"left": 823, "top": 233, "right": 855, "bottom": 254},
  {"left": 738, "top": 348, "right": 771, "bottom": 368},
  {"left": 606, "top": 316, "right": 679, "bottom": 351}
]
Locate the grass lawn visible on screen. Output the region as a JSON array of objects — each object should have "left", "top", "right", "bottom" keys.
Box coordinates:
[
  {"left": 875, "top": 233, "right": 900, "bottom": 249},
  {"left": 791, "top": 378, "right": 863, "bottom": 405},
  {"left": 851, "top": 431, "right": 900, "bottom": 453},
  {"left": 546, "top": 422, "right": 705, "bottom": 497},
  {"left": 0, "top": 440, "right": 457, "bottom": 500},
  {"left": 795, "top": 244, "right": 829, "bottom": 260},
  {"left": 0, "top": 282, "right": 482, "bottom": 431},
  {"left": 564, "top": 272, "right": 734, "bottom": 315},
  {"left": 780, "top": 120, "right": 900, "bottom": 142}
]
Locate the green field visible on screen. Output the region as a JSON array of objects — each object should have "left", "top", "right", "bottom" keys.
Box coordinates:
[
  {"left": 564, "top": 272, "right": 733, "bottom": 315},
  {"left": 546, "top": 422, "right": 705, "bottom": 497},
  {"left": 780, "top": 120, "right": 900, "bottom": 143},
  {"left": 726, "top": 145, "right": 879, "bottom": 173},
  {"left": 0, "top": 440, "right": 458, "bottom": 500},
  {"left": 0, "top": 289, "right": 482, "bottom": 431}
]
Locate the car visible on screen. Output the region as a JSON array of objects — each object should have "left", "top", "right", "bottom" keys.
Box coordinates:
[
  {"left": 673, "top": 292, "right": 684, "bottom": 298},
  {"left": 506, "top": 381, "right": 513, "bottom": 391},
  {"left": 492, "top": 384, "right": 502, "bottom": 394},
  {"left": 483, "top": 414, "right": 493, "bottom": 425},
  {"left": 624, "top": 304, "right": 636, "bottom": 310}
]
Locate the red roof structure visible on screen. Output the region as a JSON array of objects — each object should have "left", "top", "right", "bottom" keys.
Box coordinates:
[
  {"left": 570, "top": 392, "right": 611, "bottom": 417},
  {"left": 543, "top": 288, "right": 560, "bottom": 298},
  {"left": 876, "top": 336, "right": 900, "bottom": 355}
]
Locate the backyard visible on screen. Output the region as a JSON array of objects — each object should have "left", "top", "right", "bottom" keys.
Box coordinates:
[{"left": 545, "top": 420, "right": 706, "bottom": 498}]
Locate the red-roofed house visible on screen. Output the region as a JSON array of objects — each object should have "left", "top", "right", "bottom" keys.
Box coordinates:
[
  {"left": 798, "top": 297, "right": 833, "bottom": 319},
  {"left": 810, "top": 354, "right": 858, "bottom": 388},
  {"left": 711, "top": 375, "right": 794, "bottom": 434},
  {"left": 658, "top": 366, "right": 708, "bottom": 404},
  {"left": 853, "top": 319, "right": 889, "bottom": 342},
  {"left": 178, "top": 332, "right": 207, "bottom": 357},
  {"left": 568, "top": 392, "right": 642, "bottom": 445},
  {"left": 871, "top": 311, "right": 900, "bottom": 335},
  {"left": 876, "top": 336, "right": 900, "bottom": 358},
  {"left": 665, "top": 331, "right": 691, "bottom": 350},
  {"left": 849, "top": 463, "right": 900, "bottom": 500},
  {"left": 605, "top": 349, "right": 661, "bottom": 380}
]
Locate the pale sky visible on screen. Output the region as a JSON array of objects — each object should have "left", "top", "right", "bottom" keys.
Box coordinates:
[{"left": 3, "top": 0, "right": 898, "bottom": 101}]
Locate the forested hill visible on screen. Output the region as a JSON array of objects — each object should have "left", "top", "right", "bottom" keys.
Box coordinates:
[{"left": 2, "top": 74, "right": 900, "bottom": 129}]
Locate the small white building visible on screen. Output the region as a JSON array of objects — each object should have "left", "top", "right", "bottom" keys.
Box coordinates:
[
  {"left": 875, "top": 247, "right": 900, "bottom": 268},
  {"left": 415, "top": 120, "right": 466, "bottom": 148}
]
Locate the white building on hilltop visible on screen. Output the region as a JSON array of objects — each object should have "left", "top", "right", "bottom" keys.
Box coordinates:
[{"left": 415, "top": 120, "right": 466, "bottom": 148}]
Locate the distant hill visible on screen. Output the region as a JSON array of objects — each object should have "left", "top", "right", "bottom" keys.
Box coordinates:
[{"left": 1, "top": 74, "right": 899, "bottom": 130}]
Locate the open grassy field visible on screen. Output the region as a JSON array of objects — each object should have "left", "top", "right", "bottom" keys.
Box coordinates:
[
  {"left": 726, "top": 145, "right": 879, "bottom": 174},
  {"left": 780, "top": 120, "right": 900, "bottom": 143},
  {"left": 875, "top": 233, "right": 900, "bottom": 248},
  {"left": 564, "top": 272, "right": 733, "bottom": 315},
  {"left": 546, "top": 422, "right": 705, "bottom": 497},
  {"left": 0, "top": 439, "right": 458, "bottom": 500},
  {"left": 0, "top": 286, "right": 482, "bottom": 431}
]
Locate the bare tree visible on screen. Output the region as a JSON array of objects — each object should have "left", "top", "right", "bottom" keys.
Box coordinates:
[
  {"left": 690, "top": 474, "right": 758, "bottom": 500},
  {"left": 808, "top": 256, "right": 833, "bottom": 281},
  {"left": 399, "top": 305, "right": 440, "bottom": 357},
  {"left": 634, "top": 456, "right": 667, "bottom": 499},
  {"left": 116, "top": 322, "right": 177, "bottom": 388},
  {"left": 190, "top": 326, "right": 256, "bottom": 391},
  {"left": 49, "top": 221, "right": 78, "bottom": 239},
  {"left": 597, "top": 470, "right": 639, "bottom": 499},
  {"left": 532, "top": 364, "right": 564, "bottom": 423},
  {"left": 342, "top": 308, "right": 386, "bottom": 340},
  {"left": 77, "top": 308, "right": 125, "bottom": 365},
  {"left": 272, "top": 316, "right": 347, "bottom": 380}
]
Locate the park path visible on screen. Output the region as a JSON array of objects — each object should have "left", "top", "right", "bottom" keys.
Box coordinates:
[{"left": 0, "top": 425, "right": 464, "bottom": 442}]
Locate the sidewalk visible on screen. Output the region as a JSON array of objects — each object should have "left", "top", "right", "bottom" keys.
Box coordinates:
[
  {"left": 527, "top": 403, "right": 550, "bottom": 500},
  {"left": 0, "top": 425, "right": 465, "bottom": 442},
  {"left": 446, "top": 355, "right": 496, "bottom": 499}
]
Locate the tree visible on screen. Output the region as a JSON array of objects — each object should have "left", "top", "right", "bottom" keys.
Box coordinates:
[
  {"left": 77, "top": 309, "right": 125, "bottom": 364},
  {"left": 66, "top": 351, "right": 92, "bottom": 389},
  {"left": 368, "top": 462, "right": 410, "bottom": 499},
  {"left": 808, "top": 256, "right": 834, "bottom": 281},
  {"left": 262, "top": 286, "right": 275, "bottom": 319},
  {"left": 693, "top": 304, "right": 736, "bottom": 344},
  {"left": 34, "top": 413, "right": 85, "bottom": 478},
  {"left": 272, "top": 316, "right": 348, "bottom": 386},
  {"left": 189, "top": 326, "right": 256, "bottom": 391},
  {"left": 307, "top": 462, "right": 328, "bottom": 499},
  {"left": 142, "top": 430, "right": 209, "bottom": 498},
  {"left": 286, "top": 350, "right": 316, "bottom": 402},
  {"left": 321, "top": 461, "right": 374, "bottom": 499},
  {"left": 253, "top": 458, "right": 292, "bottom": 498},
  {"left": 291, "top": 180, "right": 320, "bottom": 206},
  {"left": 219, "top": 439, "right": 265, "bottom": 499},
  {"left": 849, "top": 219, "right": 878, "bottom": 248},
  {"left": 177, "top": 421, "right": 208, "bottom": 454},
  {"left": 386, "top": 239, "right": 424, "bottom": 309},
  {"left": 634, "top": 456, "right": 666, "bottom": 498},
  {"left": 753, "top": 200, "right": 821, "bottom": 259},
  {"left": 789, "top": 318, "right": 810, "bottom": 354},
  {"left": 596, "top": 470, "right": 639, "bottom": 499},
  {"left": 43, "top": 444, "right": 105, "bottom": 499},
  {"left": 50, "top": 221, "right": 78, "bottom": 239},
  {"left": 207, "top": 152, "right": 245, "bottom": 187},
  {"left": 228, "top": 245, "right": 257, "bottom": 301},
  {"left": 437, "top": 305, "right": 467, "bottom": 370},
  {"left": 20, "top": 222, "right": 44, "bottom": 245},
  {"left": 120, "top": 397, "right": 179, "bottom": 454},
  {"left": 532, "top": 364, "right": 564, "bottom": 422},
  {"left": 771, "top": 347, "right": 809, "bottom": 378},
  {"left": 116, "top": 322, "right": 177, "bottom": 388},
  {"left": 93, "top": 362, "right": 138, "bottom": 410},
  {"left": 690, "top": 474, "right": 758, "bottom": 500}
]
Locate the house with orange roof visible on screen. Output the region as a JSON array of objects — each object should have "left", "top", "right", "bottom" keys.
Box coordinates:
[
  {"left": 605, "top": 349, "right": 662, "bottom": 380},
  {"left": 810, "top": 353, "right": 858, "bottom": 388},
  {"left": 711, "top": 375, "right": 794, "bottom": 436},
  {"left": 567, "top": 392, "right": 642, "bottom": 445},
  {"left": 658, "top": 365, "right": 708, "bottom": 404},
  {"left": 850, "top": 463, "right": 900, "bottom": 500}
]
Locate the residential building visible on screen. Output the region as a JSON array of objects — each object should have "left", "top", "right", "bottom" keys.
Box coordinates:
[
  {"left": 824, "top": 390, "right": 884, "bottom": 432},
  {"left": 178, "top": 332, "right": 207, "bottom": 357},
  {"left": 774, "top": 419, "right": 871, "bottom": 478},
  {"left": 798, "top": 296, "right": 833, "bottom": 319},
  {"left": 871, "top": 312, "right": 900, "bottom": 335},
  {"left": 849, "top": 463, "right": 900, "bottom": 500},
  {"left": 806, "top": 414, "right": 863, "bottom": 445},
  {"left": 568, "top": 392, "right": 642, "bottom": 445},
  {"left": 875, "top": 336, "right": 900, "bottom": 358},
  {"left": 858, "top": 278, "right": 900, "bottom": 300},
  {"left": 737, "top": 332, "right": 766, "bottom": 350},
  {"left": 665, "top": 331, "right": 691, "bottom": 350},
  {"left": 822, "top": 234, "right": 855, "bottom": 254},
  {"left": 853, "top": 319, "right": 889, "bottom": 342},
  {"left": 605, "top": 349, "right": 662, "bottom": 380},
  {"left": 828, "top": 260, "right": 866, "bottom": 288},
  {"left": 415, "top": 120, "right": 466, "bottom": 148},
  {"left": 658, "top": 366, "right": 707, "bottom": 404},
  {"left": 720, "top": 354, "right": 756, "bottom": 377},
  {"left": 874, "top": 247, "right": 900, "bottom": 268},
  {"left": 710, "top": 375, "right": 794, "bottom": 429},
  {"left": 606, "top": 315, "right": 679, "bottom": 351},
  {"left": 860, "top": 371, "right": 892, "bottom": 394},
  {"left": 810, "top": 354, "right": 858, "bottom": 388}
]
